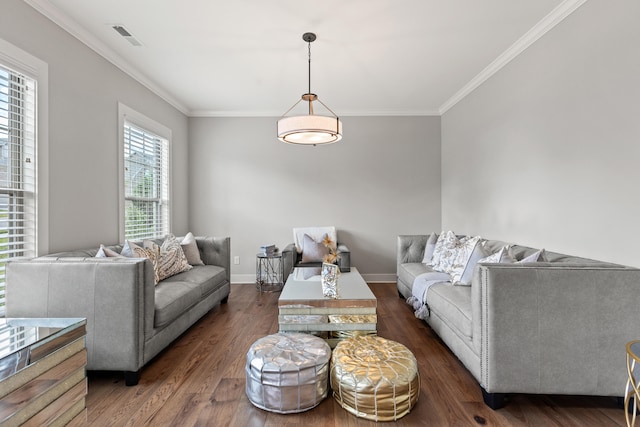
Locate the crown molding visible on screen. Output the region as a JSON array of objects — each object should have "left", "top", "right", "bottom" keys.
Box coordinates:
[
  {"left": 24, "top": 0, "right": 190, "bottom": 116},
  {"left": 438, "top": 0, "right": 589, "bottom": 115},
  {"left": 25, "top": 0, "right": 587, "bottom": 119},
  {"left": 189, "top": 109, "right": 441, "bottom": 118}
]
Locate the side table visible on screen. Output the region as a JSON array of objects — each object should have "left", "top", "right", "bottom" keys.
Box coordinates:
[
  {"left": 256, "top": 252, "right": 284, "bottom": 292},
  {"left": 626, "top": 340, "right": 640, "bottom": 426}
]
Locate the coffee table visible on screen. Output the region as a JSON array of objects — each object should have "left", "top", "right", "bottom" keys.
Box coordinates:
[{"left": 278, "top": 267, "right": 377, "bottom": 347}]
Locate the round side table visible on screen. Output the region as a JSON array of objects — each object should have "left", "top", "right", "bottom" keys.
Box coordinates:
[
  {"left": 625, "top": 340, "right": 640, "bottom": 426},
  {"left": 256, "top": 252, "right": 284, "bottom": 292}
]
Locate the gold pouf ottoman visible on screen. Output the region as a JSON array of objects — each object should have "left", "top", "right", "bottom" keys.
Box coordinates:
[
  {"left": 330, "top": 336, "right": 420, "bottom": 421},
  {"left": 246, "top": 333, "right": 331, "bottom": 414}
]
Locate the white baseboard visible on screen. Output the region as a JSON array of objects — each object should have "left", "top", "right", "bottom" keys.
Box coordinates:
[{"left": 231, "top": 273, "right": 396, "bottom": 284}]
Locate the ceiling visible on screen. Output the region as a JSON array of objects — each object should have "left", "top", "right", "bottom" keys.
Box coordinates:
[{"left": 26, "top": 0, "right": 583, "bottom": 117}]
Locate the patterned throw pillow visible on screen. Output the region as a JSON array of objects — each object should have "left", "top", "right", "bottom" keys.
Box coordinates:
[
  {"left": 133, "top": 235, "right": 192, "bottom": 284},
  {"left": 432, "top": 231, "right": 460, "bottom": 273},
  {"left": 430, "top": 230, "right": 454, "bottom": 269}
]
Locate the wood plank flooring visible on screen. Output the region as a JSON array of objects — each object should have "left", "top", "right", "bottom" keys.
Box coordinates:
[{"left": 86, "top": 283, "right": 626, "bottom": 426}]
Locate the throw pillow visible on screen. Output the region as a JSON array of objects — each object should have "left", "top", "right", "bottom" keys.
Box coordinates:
[
  {"left": 431, "top": 231, "right": 460, "bottom": 273},
  {"left": 301, "top": 233, "right": 330, "bottom": 263},
  {"left": 181, "top": 232, "right": 204, "bottom": 266},
  {"left": 421, "top": 232, "right": 439, "bottom": 264},
  {"left": 132, "top": 235, "right": 193, "bottom": 284},
  {"left": 121, "top": 240, "right": 144, "bottom": 258},
  {"left": 450, "top": 237, "right": 488, "bottom": 285},
  {"left": 95, "top": 244, "right": 122, "bottom": 258},
  {"left": 477, "top": 246, "right": 516, "bottom": 264},
  {"left": 517, "top": 248, "right": 546, "bottom": 263}
]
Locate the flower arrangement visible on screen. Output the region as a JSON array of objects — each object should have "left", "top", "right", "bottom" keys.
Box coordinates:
[{"left": 321, "top": 235, "right": 339, "bottom": 264}]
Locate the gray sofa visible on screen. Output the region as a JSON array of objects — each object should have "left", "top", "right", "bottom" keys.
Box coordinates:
[
  {"left": 6, "top": 235, "right": 230, "bottom": 386},
  {"left": 397, "top": 234, "right": 640, "bottom": 408}
]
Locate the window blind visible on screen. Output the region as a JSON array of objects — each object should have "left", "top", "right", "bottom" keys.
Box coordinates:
[
  {"left": 123, "top": 122, "right": 169, "bottom": 240},
  {"left": 0, "top": 65, "right": 37, "bottom": 315}
]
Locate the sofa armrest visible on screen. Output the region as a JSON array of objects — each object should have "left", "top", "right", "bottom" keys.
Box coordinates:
[
  {"left": 337, "top": 243, "right": 351, "bottom": 272},
  {"left": 196, "top": 236, "right": 230, "bottom": 283},
  {"left": 5, "top": 257, "right": 154, "bottom": 372},
  {"left": 397, "top": 235, "right": 428, "bottom": 274},
  {"left": 473, "top": 262, "right": 640, "bottom": 396},
  {"left": 281, "top": 243, "right": 297, "bottom": 280}
]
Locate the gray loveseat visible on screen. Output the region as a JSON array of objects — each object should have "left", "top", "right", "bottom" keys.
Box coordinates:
[
  {"left": 6, "top": 235, "right": 230, "bottom": 385},
  {"left": 397, "top": 234, "right": 640, "bottom": 408}
]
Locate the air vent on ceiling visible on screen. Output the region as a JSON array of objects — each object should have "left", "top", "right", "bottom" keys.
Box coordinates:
[{"left": 112, "top": 25, "right": 143, "bottom": 47}]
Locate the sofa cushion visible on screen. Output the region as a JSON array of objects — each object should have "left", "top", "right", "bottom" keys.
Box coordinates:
[
  {"left": 161, "top": 265, "right": 227, "bottom": 297},
  {"left": 398, "top": 263, "right": 433, "bottom": 290},
  {"left": 427, "top": 283, "right": 473, "bottom": 339},
  {"left": 153, "top": 280, "right": 203, "bottom": 328}
]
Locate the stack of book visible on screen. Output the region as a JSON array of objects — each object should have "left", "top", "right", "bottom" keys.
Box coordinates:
[{"left": 259, "top": 244, "right": 278, "bottom": 256}]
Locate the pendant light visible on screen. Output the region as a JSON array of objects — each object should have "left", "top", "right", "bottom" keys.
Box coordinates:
[{"left": 277, "top": 32, "right": 342, "bottom": 145}]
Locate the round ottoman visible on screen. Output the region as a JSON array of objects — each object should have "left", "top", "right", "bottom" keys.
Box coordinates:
[
  {"left": 246, "top": 332, "right": 331, "bottom": 413},
  {"left": 330, "top": 336, "right": 420, "bottom": 421}
]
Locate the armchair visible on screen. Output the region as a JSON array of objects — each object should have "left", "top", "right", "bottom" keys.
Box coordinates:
[{"left": 282, "top": 226, "right": 351, "bottom": 279}]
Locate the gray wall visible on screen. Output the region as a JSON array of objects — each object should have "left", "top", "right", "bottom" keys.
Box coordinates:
[
  {"left": 441, "top": 0, "right": 640, "bottom": 267},
  {"left": 1, "top": 0, "right": 189, "bottom": 253},
  {"left": 189, "top": 116, "right": 441, "bottom": 282}
]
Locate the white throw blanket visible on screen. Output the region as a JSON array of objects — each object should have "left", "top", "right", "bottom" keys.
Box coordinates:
[{"left": 406, "top": 271, "right": 451, "bottom": 320}]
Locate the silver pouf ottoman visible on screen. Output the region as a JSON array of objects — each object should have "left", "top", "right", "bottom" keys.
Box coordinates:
[{"left": 246, "top": 332, "right": 331, "bottom": 413}]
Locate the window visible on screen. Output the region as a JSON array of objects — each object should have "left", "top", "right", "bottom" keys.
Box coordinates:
[
  {"left": 120, "top": 104, "right": 171, "bottom": 240},
  {"left": 0, "top": 64, "right": 37, "bottom": 313}
]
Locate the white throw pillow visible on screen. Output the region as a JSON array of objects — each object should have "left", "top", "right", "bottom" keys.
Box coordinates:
[
  {"left": 121, "top": 240, "right": 144, "bottom": 258},
  {"left": 517, "top": 248, "right": 546, "bottom": 263},
  {"left": 181, "top": 232, "right": 204, "bottom": 266},
  {"left": 450, "top": 237, "right": 487, "bottom": 285},
  {"left": 96, "top": 244, "right": 123, "bottom": 258},
  {"left": 477, "top": 246, "right": 515, "bottom": 264},
  {"left": 421, "top": 232, "right": 439, "bottom": 264},
  {"left": 293, "top": 226, "right": 337, "bottom": 254}
]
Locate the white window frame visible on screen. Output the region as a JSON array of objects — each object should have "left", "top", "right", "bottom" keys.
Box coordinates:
[
  {"left": 118, "top": 103, "right": 172, "bottom": 241},
  {"left": 0, "top": 39, "right": 48, "bottom": 316}
]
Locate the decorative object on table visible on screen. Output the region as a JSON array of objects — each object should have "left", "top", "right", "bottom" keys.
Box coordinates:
[
  {"left": 245, "top": 333, "right": 331, "bottom": 414},
  {"left": 277, "top": 32, "right": 342, "bottom": 146},
  {"left": 259, "top": 244, "right": 277, "bottom": 256},
  {"left": 330, "top": 336, "right": 420, "bottom": 422},
  {"left": 320, "top": 234, "right": 339, "bottom": 264},
  {"left": 321, "top": 262, "right": 340, "bottom": 299}
]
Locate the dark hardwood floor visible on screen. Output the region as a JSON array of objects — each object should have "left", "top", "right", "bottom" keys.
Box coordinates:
[{"left": 86, "top": 283, "right": 626, "bottom": 426}]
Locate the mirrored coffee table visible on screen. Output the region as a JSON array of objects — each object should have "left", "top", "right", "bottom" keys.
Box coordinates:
[{"left": 278, "top": 267, "right": 377, "bottom": 348}]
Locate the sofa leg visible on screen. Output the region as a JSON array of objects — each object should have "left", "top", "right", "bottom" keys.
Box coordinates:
[
  {"left": 124, "top": 370, "right": 141, "bottom": 386},
  {"left": 398, "top": 290, "right": 404, "bottom": 299},
  {"left": 221, "top": 295, "right": 229, "bottom": 304},
  {"left": 482, "top": 388, "right": 506, "bottom": 409}
]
